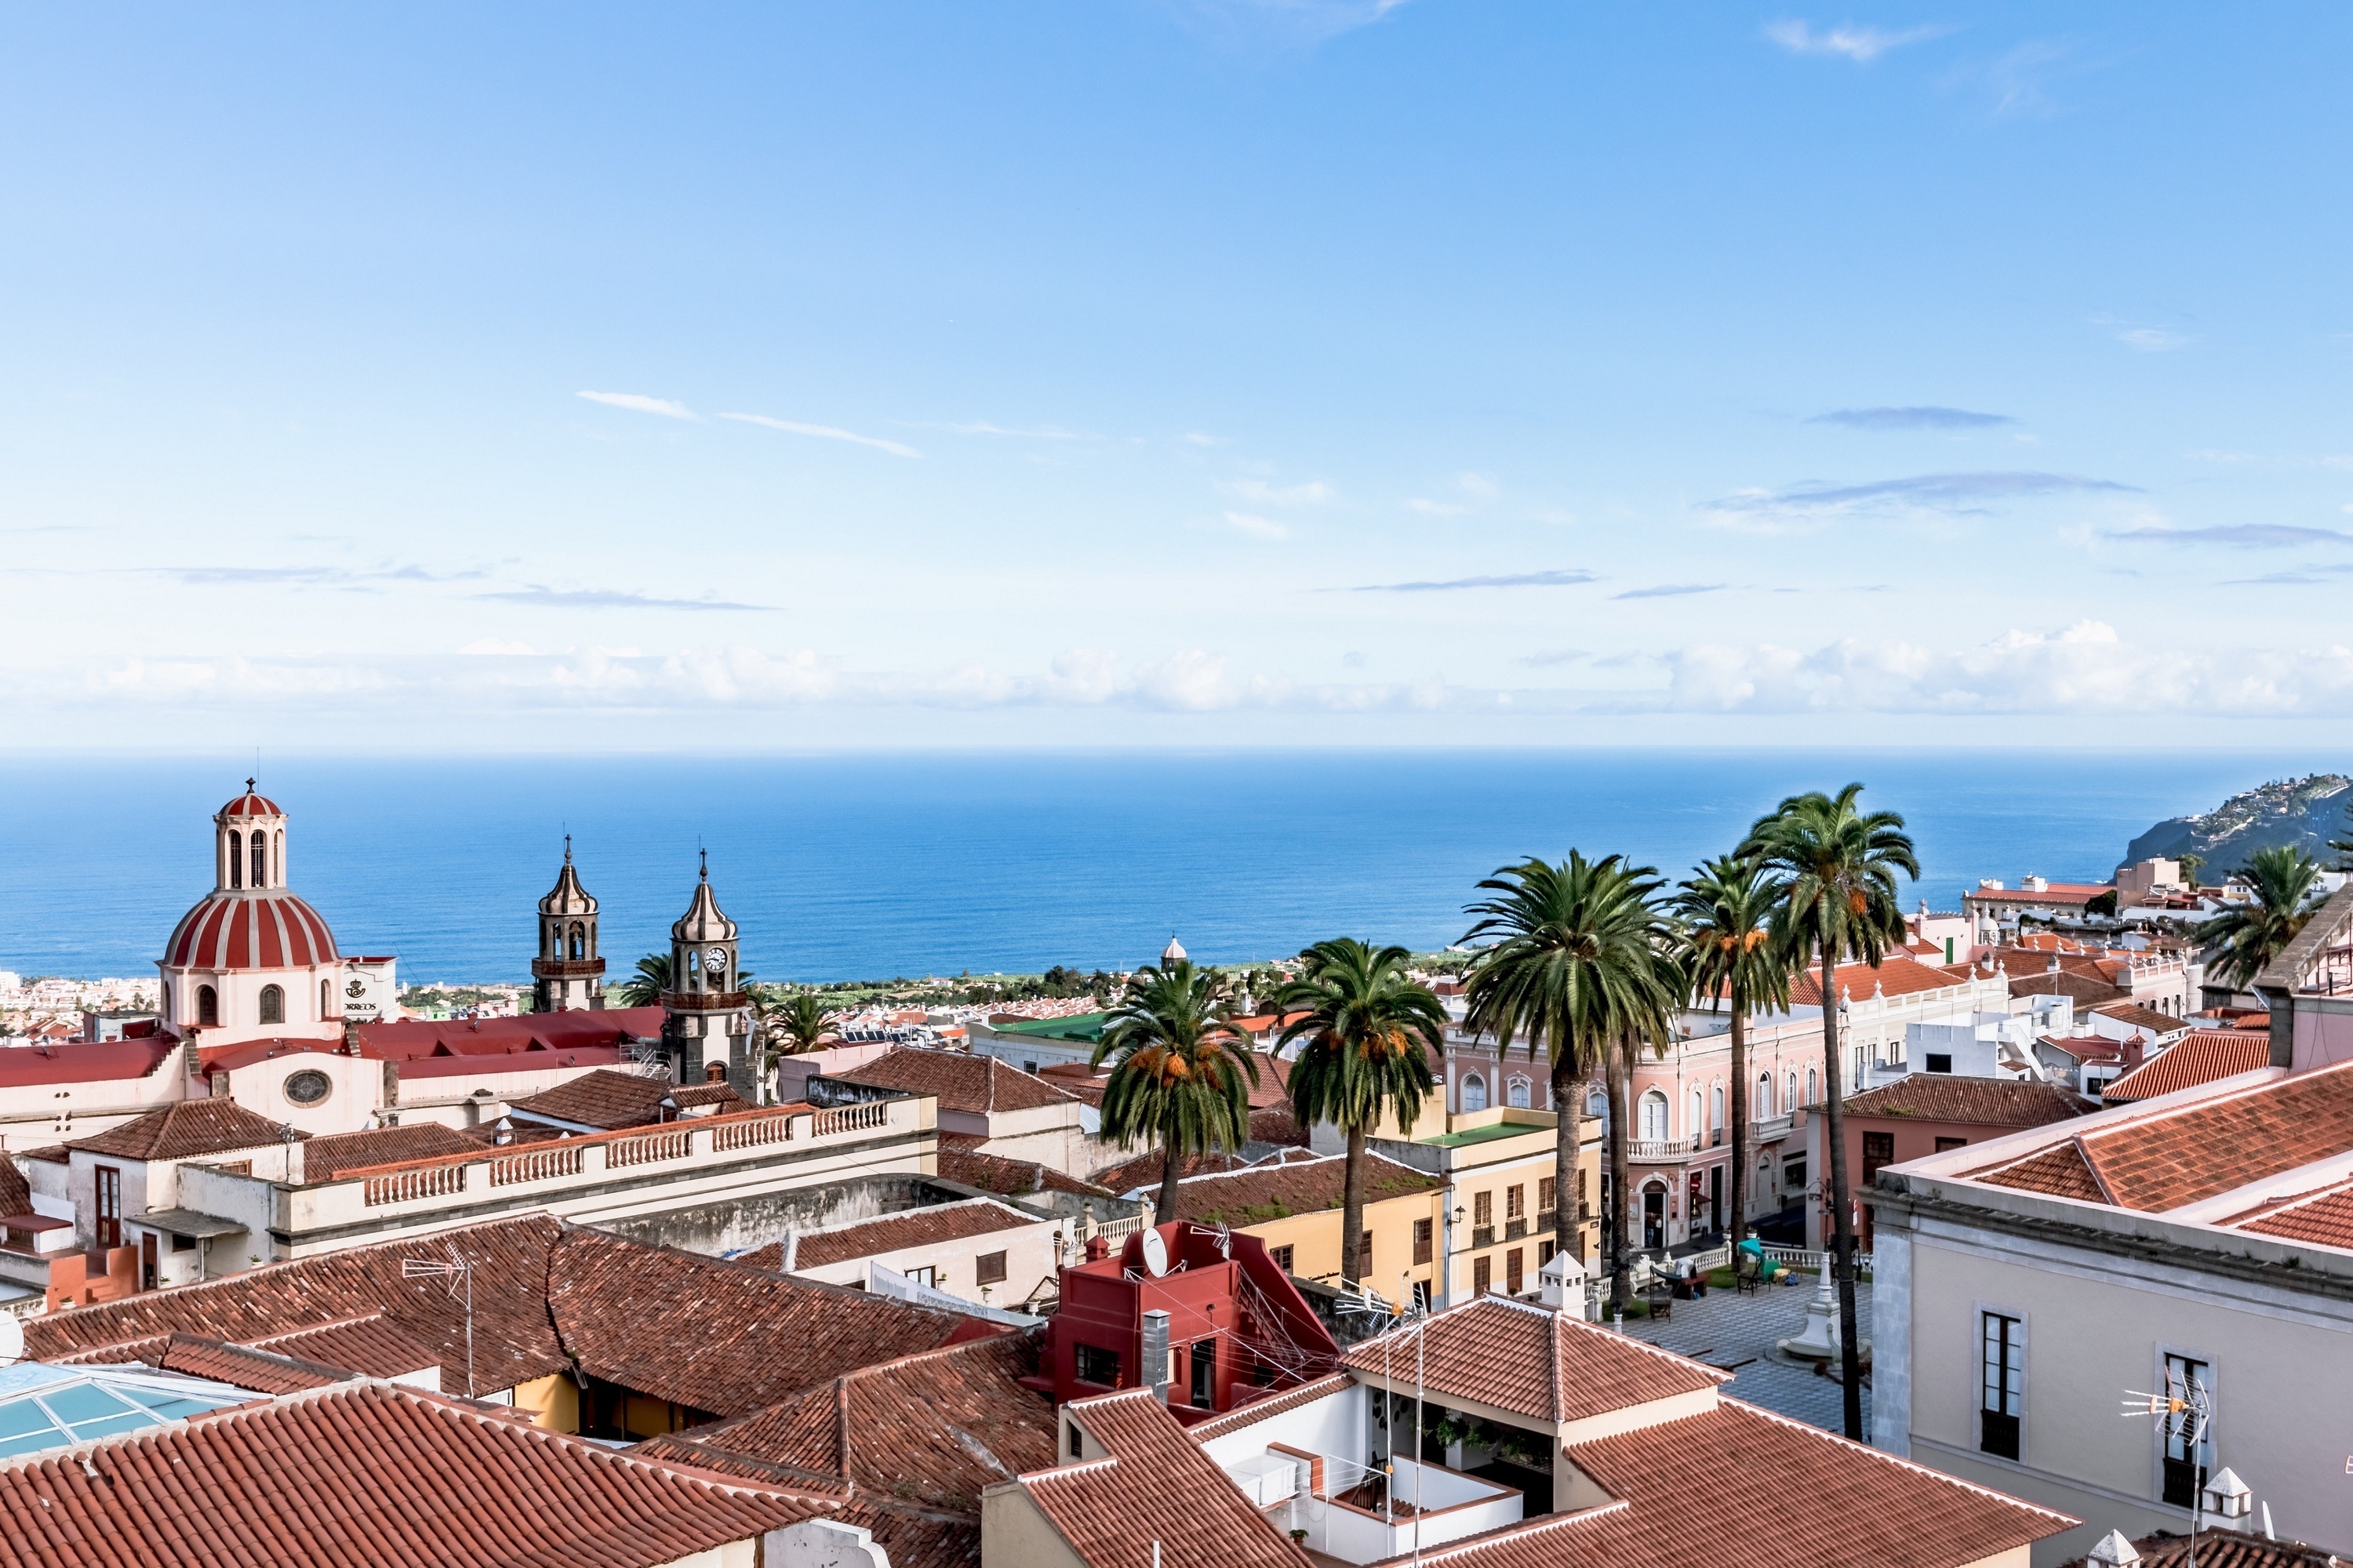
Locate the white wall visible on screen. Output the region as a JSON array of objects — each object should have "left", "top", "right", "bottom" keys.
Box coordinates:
[{"left": 1196, "top": 1381, "right": 1365, "bottom": 1472}]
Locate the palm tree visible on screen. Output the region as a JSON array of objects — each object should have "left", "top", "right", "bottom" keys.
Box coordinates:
[
  {"left": 1463, "top": 853, "right": 1675, "bottom": 1312},
  {"left": 2202, "top": 844, "right": 2322, "bottom": 990},
  {"left": 1675, "top": 853, "right": 1791, "bottom": 1255},
  {"left": 1089, "top": 960, "right": 1262, "bottom": 1222},
  {"left": 1275, "top": 940, "right": 1446, "bottom": 1290},
  {"left": 1740, "top": 784, "right": 1918, "bottom": 1441},
  {"left": 614, "top": 952, "right": 670, "bottom": 1009},
  {"left": 771, "top": 991, "right": 840, "bottom": 1056}
]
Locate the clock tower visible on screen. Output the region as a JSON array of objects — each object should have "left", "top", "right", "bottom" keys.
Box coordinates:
[
  {"left": 660, "top": 853, "right": 755, "bottom": 1099},
  {"left": 531, "top": 836, "right": 605, "bottom": 1013}
]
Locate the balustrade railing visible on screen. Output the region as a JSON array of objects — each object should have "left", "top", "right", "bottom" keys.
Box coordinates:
[
  {"left": 363, "top": 1163, "right": 466, "bottom": 1206},
  {"left": 711, "top": 1110, "right": 796, "bottom": 1151},
  {"left": 811, "top": 1102, "right": 889, "bottom": 1137},
  {"left": 1627, "top": 1137, "right": 1702, "bottom": 1161},
  {"left": 489, "top": 1144, "right": 584, "bottom": 1187},
  {"left": 609, "top": 1126, "right": 693, "bottom": 1167}
]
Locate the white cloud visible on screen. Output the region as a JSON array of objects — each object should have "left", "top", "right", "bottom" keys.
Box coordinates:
[
  {"left": 944, "top": 421, "right": 1092, "bottom": 440},
  {"left": 1666, "top": 621, "right": 2353, "bottom": 714},
  {"left": 1217, "top": 478, "right": 1335, "bottom": 507},
  {"left": 1763, "top": 20, "right": 1949, "bottom": 62},
  {"left": 460, "top": 638, "right": 540, "bottom": 657},
  {"left": 1405, "top": 497, "right": 1467, "bottom": 518},
  {"left": 719, "top": 412, "right": 922, "bottom": 459},
  {"left": 1183, "top": 431, "right": 1225, "bottom": 447},
  {"left": 2116, "top": 326, "right": 2189, "bottom": 352},
  {"left": 1224, "top": 511, "right": 1290, "bottom": 540},
  {"left": 577, "top": 391, "right": 698, "bottom": 420},
  {"left": 1456, "top": 471, "right": 1500, "bottom": 502}
]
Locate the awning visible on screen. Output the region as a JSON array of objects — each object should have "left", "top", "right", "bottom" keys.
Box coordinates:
[{"left": 128, "top": 1209, "right": 245, "bottom": 1240}]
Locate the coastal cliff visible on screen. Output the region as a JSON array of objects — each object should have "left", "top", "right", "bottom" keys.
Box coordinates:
[{"left": 2125, "top": 773, "right": 2352, "bottom": 872}]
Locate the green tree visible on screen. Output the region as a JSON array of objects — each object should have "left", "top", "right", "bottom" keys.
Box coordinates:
[
  {"left": 1675, "top": 853, "right": 1792, "bottom": 1253},
  {"left": 770, "top": 991, "right": 840, "bottom": 1056},
  {"left": 1463, "top": 853, "right": 1675, "bottom": 1312},
  {"left": 1274, "top": 939, "right": 1446, "bottom": 1290},
  {"left": 1740, "top": 784, "right": 1918, "bottom": 1441},
  {"left": 614, "top": 952, "right": 670, "bottom": 1009},
  {"left": 2202, "top": 843, "right": 2322, "bottom": 990},
  {"left": 2330, "top": 803, "right": 2353, "bottom": 871},
  {"left": 1090, "top": 960, "right": 1262, "bottom": 1221},
  {"left": 2179, "top": 852, "right": 2206, "bottom": 886}
]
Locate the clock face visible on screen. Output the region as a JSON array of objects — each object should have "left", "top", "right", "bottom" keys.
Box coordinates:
[{"left": 707, "top": 948, "right": 729, "bottom": 979}]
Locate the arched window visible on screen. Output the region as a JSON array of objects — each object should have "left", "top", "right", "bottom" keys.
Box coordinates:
[
  {"left": 1806, "top": 1068, "right": 1819, "bottom": 1105},
  {"left": 1789, "top": 1071, "right": 1799, "bottom": 1111},
  {"left": 1506, "top": 1075, "right": 1531, "bottom": 1109},
  {"left": 251, "top": 832, "right": 266, "bottom": 890},
  {"left": 322, "top": 979, "right": 333, "bottom": 1017},
  {"left": 1690, "top": 1090, "right": 1704, "bottom": 1137},
  {"left": 228, "top": 831, "right": 243, "bottom": 889},
  {"left": 259, "top": 984, "right": 284, "bottom": 1025},
  {"left": 1460, "top": 1072, "right": 1487, "bottom": 1112},
  {"left": 1638, "top": 1090, "right": 1669, "bottom": 1141},
  {"left": 569, "top": 923, "right": 584, "bottom": 960},
  {"left": 1758, "top": 1073, "right": 1773, "bottom": 1117},
  {"left": 198, "top": 985, "right": 219, "bottom": 1027}
]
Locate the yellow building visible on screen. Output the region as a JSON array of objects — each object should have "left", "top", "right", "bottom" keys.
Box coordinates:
[{"left": 1164, "top": 1149, "right": 1446, "bottom": 1303}]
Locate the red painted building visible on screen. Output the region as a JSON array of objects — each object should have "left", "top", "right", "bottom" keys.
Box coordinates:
[{"left": 1037, "top": 1221, "right": 1340, "bottom": 1423}]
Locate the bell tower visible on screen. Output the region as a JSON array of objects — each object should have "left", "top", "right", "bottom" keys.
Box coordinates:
[
  {"left": 660, "top": 853, "right": 754, "bottom": 1097},
  {"left": 532, "top": 835, "right": 605, "bottom": 1013}
]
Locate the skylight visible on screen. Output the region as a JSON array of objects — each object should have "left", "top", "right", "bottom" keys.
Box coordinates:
[{"left": 0, "top": 1363, "right": 249, "bottom": 1457}]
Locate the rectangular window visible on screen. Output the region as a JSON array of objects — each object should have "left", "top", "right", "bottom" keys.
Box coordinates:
[
  {"left": 2161, "top": 1354, "right": 2212, "bottom": 1508},
  {"left": 1361, "top": 1231, "right": 1373, "bottom": 1269},
  {"left": 1412, "top": 1279, "right": 1432, "bottom": 1312},
  {"left": 1538, "top": 1177, "right": 1558, "bottom": 1217},
  {"left": 1538, "top": 1239, "right": 1557, "bottom": 1267},
  {"left": 94, "top": 1166, "right": 122, "bottom": 1250},
  {"left": 1472, "top": 1255, "right": 1492, "bottom": 1296},
  {"left": 1980, "top": 1312, "right": 2024, "bottom": 1461},
  {"left": 1926, "top": 1053, "right": 1954, "bottom": 1074},
  {"left": 1474, "top": 1191, "right": 1493, "bottom": 1227},
  {"left": 1862, "top": 1131, "right": 1897, "bottom": 1182},
  {"left": 1506, "top": 1248, "right": 1525, "bottom": 1294},
  {"left": 1783, "top": 1158, "right": 1806, "bottom": 1190},
  {"left": 1074, "top": 1344, "right": 1122, "bottom": 1388},
  {"left": 1069, "top": 1421, "right": 1084, "bottom": 1457},
  {"left": 1934, "top": 1136, "right": 1968, "bottom": 1153},
  {"left": 1506, "top": 1184, "right": 1526, "bottom": 1220},
  {"left": 1271, "top": 1244, "right": 1295, "bottom": 1274},
  {"left": 1190, "top": 1337, "right": 1216, "bottom": 1407},
  {"left": 976, "top": 1250, "right": 1008, "bottom": 1286},
  {"left": 1412, "top": 1218, "right": 1433, "bottom": 1265},
  {"left": 1574, "top": 1169, "right": 1587, "bottom": 1206}
]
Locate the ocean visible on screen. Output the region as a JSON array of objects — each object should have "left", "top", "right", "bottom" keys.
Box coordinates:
[{"left": 0, "top": 751, "right": 2322, "bottom": 984}]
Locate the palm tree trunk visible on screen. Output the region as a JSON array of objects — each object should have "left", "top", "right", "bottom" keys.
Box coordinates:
[
  {"left": 1728, "top": 1002, "right": 1747, "bottom": 1248},
  {"left": 1340, "top": 1124, "right": 1369, "bottom": 1286},
  {"left": 1551, "top": 1052, "right": 1579, "bottom": 1299},
  {"left": 1606, "top": 1039, "right": 1632, "bottom": 1312},
  {"left": 1158, "top": 1134, "right": 1184, "bottom": 1229},
  {"left": 1820, "top": 944, "right": 1864, "bottom": 1440}
]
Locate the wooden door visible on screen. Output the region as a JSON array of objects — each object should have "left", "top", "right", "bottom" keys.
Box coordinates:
[{"left": 95, "top": 1166, "right": 122, "bottom": 1250}]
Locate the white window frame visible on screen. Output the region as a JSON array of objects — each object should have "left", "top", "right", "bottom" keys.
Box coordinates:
[
  {"left": 1971, "top": 1301, "right": 2029, "bottom": 1468},
  {"left": 1460, "top": 1071, "right": 1488, "bottom": 1113}
]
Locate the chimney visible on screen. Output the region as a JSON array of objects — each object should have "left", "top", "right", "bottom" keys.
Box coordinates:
[
  {"left": 1084, "top": 1232, "right": 1110, "bottom": 1263},
  {"left": 2085, "top": 1530, "right": 2141, "bottom": 1567},
  {"left": 1140, "top": 1310, "right": 1171, "bottom": 1402}
]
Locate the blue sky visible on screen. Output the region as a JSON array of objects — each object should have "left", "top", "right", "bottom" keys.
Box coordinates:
[{"left": 5, "top": 2, "right": 2351, "bottom": 749}]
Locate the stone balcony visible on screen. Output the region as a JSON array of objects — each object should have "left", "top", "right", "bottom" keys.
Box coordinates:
[{"left": 1627, "top": 1136, "right": 1702, "bottom": 1162}]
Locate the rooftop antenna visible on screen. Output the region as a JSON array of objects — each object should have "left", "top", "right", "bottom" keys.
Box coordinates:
[
  {"left": 2122, "top": 1372, "right": 2216, "bottom": 1568},
  {"left": 402, "top": 1240, "right": 476, "bottom": 1398},
  {"left": 1337, "top": 1279, "right": 1431, "bottom": 1566}
]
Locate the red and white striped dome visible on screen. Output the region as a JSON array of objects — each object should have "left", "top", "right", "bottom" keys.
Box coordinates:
[
  {"left": 218, "top": 785, "right": 283, "bottom": 820},
  {"left": 165, "top": 891, "right": 340, "bottom": 971}
]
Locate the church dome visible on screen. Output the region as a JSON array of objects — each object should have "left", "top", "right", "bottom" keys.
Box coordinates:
[
  {"left": 165, "top": 890, "right": 340, "bottom": 971},
  {"left": 540, "top": 838, "right": 598, "bottom": 916},
  {"left": 671, "top": 857, "right": 736, "bottom": 944},
  {"left": 218, "top": 782, "right": 283, "bottom": 820},
  {"left": 1161, "top": 935, "right": 1187, "bottom": 965}
]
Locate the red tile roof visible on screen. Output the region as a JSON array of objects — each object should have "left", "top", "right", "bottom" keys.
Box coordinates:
[
  {"left": 0, "top": 1158, "right": 28, "bottom": 1221},
  {"left": 242, "top": 1313, "right": 442, "bottom": 1378},
  {"left": 1842, "top": 1077, "right": 2097, "bottom": 1130},
  {"left": 2229, "top": 1181, "right": 2353, "bottom": 1252},
  {"left": 2061, "top": 1531, "right": 2347, "bottom": 1566},
  {"left": 1789, "top": 956, "right": 1968, "bottom": 1007},
  {"left": 1016, "top": 1388, "right": 1315, "bottom": 1568},
  {"left": 2088, "top": 1002, "right": 2186, "bottom": 1036},
  {"left": 1344, "top": 1295, "right": 1727, "bottom": 1424},
  {"left": 2102, "top": 1032, "right": 2275, "bottom": 1102},
  {"left": 509, "top": 1067, "right": 744, "bottom": 1129},
  {"left": 834, "top": 1048, "right": 1078, "bottom": 1115},
  {"left": 0, "top": 1380, "right": 833, "bottom": 1568},
  {"left": 936, "top": 1145, "right": 1112, "bottom": 1200},
  {"left": 1091, "top": 1147, "right": 1312, "bottom": 1195},
  {"left": 302, "top": 1123, "right": 479, "bottom": 1180},
  {"left": 1169, "top": 1152, "right": 1441, "bottom": 1228},
  {"left": 1970, "top": 1142, "right": 2109, "bottom": 1202},
  {"left": 768, "top": 1197, "right": 1044, "bottom": 1271},
  {"left": 0, "top": 1039, "right": 176, "bottom": 1088},
  {"left": 66, "top": 1097, "right": 304, "bottom": 1162}
]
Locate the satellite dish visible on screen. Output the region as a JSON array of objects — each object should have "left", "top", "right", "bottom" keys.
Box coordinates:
[{"left": 1139, "top": 1228, "right": 1169, "bottom": 1277}]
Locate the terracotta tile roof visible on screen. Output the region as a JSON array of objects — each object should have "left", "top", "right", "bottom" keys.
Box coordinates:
[
  {"left": 302, "top": 1123, "right": 479, "bottom": 1180},
  {"left": 1970, "top": 1142, "right": 2110, "bottom": 1202},
  {"left": 2008, "top": 970, "right": 2129, "bottom": 1009},
  {"left": 546, "top": 1229, "right": 996, "bottom": 1417},
  {"left": 22, "top": 1215, "right": 572, "bottom": 1394},
  {"left": 2089, "top": 1002, "right": 2188, "bottom": 1035},
  {"left": 1249, "top": 1104, "right": 1309, "bottom": 1147},
  {"left": 2102, "top": 1032, "right": 2275, "bottom": 1102},
  {"left": 834, "top": 1048, "right": 1076, "bottom": 1115},
  {"left": 354, "top": 1006, "right": 664, "bottom": 1064},
  {"left": 1842, "top": 1076, "right": 2097, "bottom": 1130},
  {"left": 0, "top": 1039, "right": 176, "bottom": 1088},
  {"left": 1344, "top": 1296, "right": 1726, "bottom": 1424},
  {"left": 509, "top": 1067, "right": 744, "bottom": 1130},
  {"left": 1183, "top": 1371, "right": 1354, "bottom": 1442},
  {"left": 0, "top": 1157, "right": 28, "bottom": 1220},
  {"left": 2060, "top": 1531, "right": 2344, "bottom": 1567},
  {"left": 2228, "top": 1181, "right": 2353, "bottom": 1252},
  {"left": 936, "top": 1145, "right": 1111, "bottom": 1200},
  {"left": 1016, "top": 1388, "right": 1313, "bottom": 1568},
  {"left": 777, "top": 1197, "right": 1045, "bottom": 1271},
  {"left": 66, "top": 1097, "right": 304, "bottom": 1162},
  {"left": 1789, "top": 956, "right": 1968, "bottom": 1007},
  {"left": 643, "top": 1330, "right": 1053, "bottom": 1522},
  {"left": 1504, "top": 1397, "right": 2075, "bottom": 1568},
  {"left": 0, "top": 1379, "right": 833, "bottom": 1568},
  {"left": 242, "top": 1313, "right": 442, "bottom": 1378},
  {"left": 1092, "top": 1148, "right": 1260, "bottom": 1194},
  {"left": 151, "top": 1333, "right": 351, "bottom": 1393},
  {"left": 1169, "top": 1152, "right": 1441, "bottom": 1228}
]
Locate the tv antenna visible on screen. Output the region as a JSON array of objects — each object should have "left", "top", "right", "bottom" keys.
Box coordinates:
[
  {"left": 402, "top": 1240, "right": 476, "bottom": 1398},
  {"left": 1337, "top": 1279, "right": 1431, "bottom": 1566},
  {"left": 2122, "top": 1372, "right": 2216, "bottom": 1568}
]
